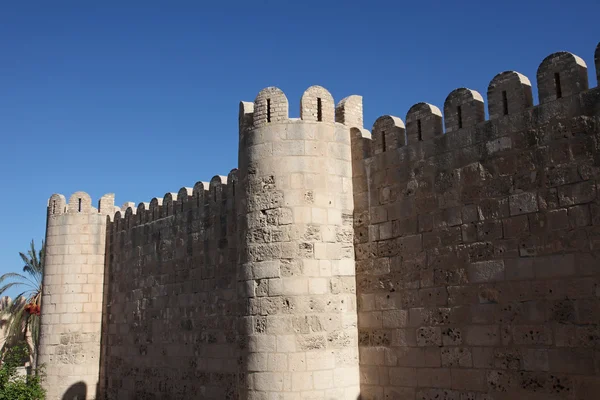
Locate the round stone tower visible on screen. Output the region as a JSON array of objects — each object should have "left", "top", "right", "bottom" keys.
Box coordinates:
[
  {"left": 38, "top": 191, "right": 115, "bottom": 400},
  {"left": 237, "top": 86, "right": 360, "bottom": 399}
]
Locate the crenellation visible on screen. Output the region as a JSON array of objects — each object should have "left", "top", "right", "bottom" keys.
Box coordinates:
[
  {"left": 487, "top": 71, "right": 533, "bottom": 120},
  {"left": 351, "top": 43, "right": 600, "bottom": 400},
  {"left": 148, "top": 197, "right": 163, "bottom": 221},
  {"left": 120, "top": 201, "right": 135, "bottom": 212},
  {"left": 208, "top": 175, "right": 228, "bottom": 206},
  {"left": 406, "top": 102, "right": 443, "bottom": 143},
  {"left": 239, "top": 101, "right": 255, "bottom": 134},
  {"left": 335, "top": 95, "right": 364, "bottom": 129},
  {"left": 39, "top": 42, "right": 600, "bottom": 400},
  {"left": 253, "top": 86, "right": 289, "bottom": 127},
  {"left": 537, "top": 51, "right": 588, "bottom": 104},
  {"left": 112, "top": 210, "right": 122, "bottom": 231},
  {"left": 193, "top": 180, "right": 208, "bottom": 208},
  {"left": 444, "top": 88, "right": 485, "bottom": 133},
  {"left": 176, "top": 186, "right": 193, "bottom": 213},
  {"left": 136, "top": 202, "right": 149, "bottom": 224},
  {"left": 48, "top": 193, "right": 67, "bottom": 216},
  {"left": 226, "top": 169, "right": 238, "bottom": 206},
  {"left": 300, "top": 85, "right": 335, "bottom": 123},
  {"left": 123, "top": 206, "right": 135, "bottom": 231},
  {"left": 68, "top": 191, "right": 94, "bottom": 214},
  {"left": 98, "top": 193, "right": 115, "bottom": 215},
  {"left": 371, "top": 115, "right": 406, "bottom": 155},
  {"left": 162, "top": 192, "right": 177, "bottom": 217}
]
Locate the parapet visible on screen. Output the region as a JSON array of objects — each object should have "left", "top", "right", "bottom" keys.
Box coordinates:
[
  {"left": 239, "top": 101, "right": 254, "bottom": 134},
  {"left": 371, "top": 115, "right": 405, "bottom": 155},
  {"left": 336, "top": 95, "right": 363, "bottom": 129},
  {"left": 253, "top": 87, "right": 288, "bottom": 128},
  {"left": 351, "top": 43, "right": 599, "bottom": 163},
  {"left": 48, "top": 194, "right": 66, "bottom": 215},
  {"left": 487, "top": 71, "right": 533, "bottom": 120},
  {"left": 110, "top": 169, "right": 239, "bottom": 232},
  {"left": 47, "top": 192, "right": 118, "bottom": 216},
  {"left": 208, "top": 175, "right": 228, "bottom": 205},
  {"left": 240, "top": 85, "right": 364, "bottom": 133},
  {"left": 444, "top": 88, "right": 485, "bottom": 133},
  {"left": 300, "top": 85, "right": 335, "bottom": 123},
  {"left": 537, "top": 51, "right": 588, "bottom": 104},
  {"left": 405, "top": 103, "right": 443, "bottom": 142}
]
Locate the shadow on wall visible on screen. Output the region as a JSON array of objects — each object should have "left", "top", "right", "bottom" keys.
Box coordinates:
[{"left": 62, "top": 381, "right": 87, "bottom": 400}]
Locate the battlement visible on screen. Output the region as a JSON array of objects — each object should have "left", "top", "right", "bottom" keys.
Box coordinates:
[
  {"left": 110, "top": 169, "right": 238, "bottom": 232},
  {"left": 40, "top": 40, "right": 600, "bottom": 400},
  {"left": 48, "top": 170, "right": 238, "bottom": 234},
  {"left": 241, "top": 43, "right": 600, "bottom": 163},
  {"left": 239, "top": 85, "right": 364, "bottom": 133},
  {"left": 352, "top": 45, "right": 599, "bottom": 163},
  {"left": 47, "top": 191, "right": 118, "bottom": 216}
]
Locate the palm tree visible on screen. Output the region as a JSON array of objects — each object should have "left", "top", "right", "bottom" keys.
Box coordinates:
[{"left": 0, "top": 240, "right": 44, "bottom": 366}]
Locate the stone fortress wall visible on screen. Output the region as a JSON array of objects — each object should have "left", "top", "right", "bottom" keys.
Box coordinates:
[
  {"left": 352, "top": 46, "right": 600, "bottom": 400},
  {"left": 101, "top": 173, "right": 240, "bottom": 399},
  {"left": 38, "top": 41, "right": 600, "bottom": 400},
  {"left": 39, "top": 192, "right": 116, "bottom": 399}
]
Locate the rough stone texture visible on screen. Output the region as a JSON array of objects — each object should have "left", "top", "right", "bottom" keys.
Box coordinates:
[
  {"left": 537, "top": 52, "right": 588, "bottom": 104},
  {"left": 371, "top": 115, "right": 406, "bottom": 155},
  {"left": 101, "top": 174, "right": 239, "bottom": 399},
  {"left": 238, "top": 86, "right": 361, "bottom": 398},
  {"left": 354, "top": 47, "right": 600, "bottom": 400},
  {"left": 405, "top": 102, "right": 443, "bottom": 143},
  {"left": 38, "top": 192, "right": 114, "bottom": 400},
  {"left": 335, "top": 95, "right": 363, "bottom": 129},
  {"left": 38, "top": 43, "right": 600, "bottom": 400},
  {"left": 487, "top": 71, "right": 533, "bottom": 120},
  {"left": 444, "top": 88, "right": 485, "bottom": 133}
]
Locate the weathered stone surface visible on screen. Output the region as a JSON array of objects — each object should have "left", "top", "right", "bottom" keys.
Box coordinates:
[
  {"left": 38, "top": 43, "right": 600, "bottom": 400},
  {"left": 353, "top": 45, "right": 600, "bottom": 400}
]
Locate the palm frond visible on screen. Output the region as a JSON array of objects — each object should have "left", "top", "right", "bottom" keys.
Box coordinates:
[
  {"left": 0, "top": 272, "right": 30, "bottom": 284},
  {"left": 1, "top": 239, "right": 44, "bottom": 361},
  {"left": 20, "top": 240, "right": 44, "bottom": 278},
  {"left": 0, "top": 283, "right": 26, "bottom": 298}
]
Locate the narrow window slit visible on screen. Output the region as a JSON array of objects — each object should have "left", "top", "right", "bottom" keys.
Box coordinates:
[
  {"left": 78, "top": 198, "right": 82, "bottom": 212},
  {"left": 457, "top": 106, "right": 463, "bottom": 129},
  {"left": 232, "top": 181, "right": 236, "bottom": 197},
  {"left": 317, "top": 97, "right": 322, "bottom": 121},
  {"left": 52, "top": 201, "right": 56, "bottom": 214},
  {"left": 502, "top": 90, "right": 509, "bottom": 115},
  {"left": 382, "top": 130, "right": 387, "bottom": 152},
  {"left": 554, "top": 73, "right": 562, "bottom": 99},
  {"left": 266, "top": 99, "right": 271, "bottom": 122},
  {"left": 196, "top": 196, "right": 200, "bottom": 208},
  {"left": 213, "top": 187, "right": 217, "bottom": 202},
  {"left": 417, "top": 120, "right": 423, "bottom": 141},
  {"left": 181, "top": 201, "right": 184, "bottom": 212}
]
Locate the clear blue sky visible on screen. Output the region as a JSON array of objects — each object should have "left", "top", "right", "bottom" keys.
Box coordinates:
[{"left": 0, "top": 1, "right": 598, "bottom": 298}]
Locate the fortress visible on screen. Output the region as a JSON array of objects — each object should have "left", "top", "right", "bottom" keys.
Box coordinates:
[{"left": 39, "top": 42, "right": 600, "bottom": 400}]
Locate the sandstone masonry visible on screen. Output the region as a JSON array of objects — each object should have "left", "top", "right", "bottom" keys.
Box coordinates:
[{"left": 39, "top": 42, "right": 600, "bottom": 399}]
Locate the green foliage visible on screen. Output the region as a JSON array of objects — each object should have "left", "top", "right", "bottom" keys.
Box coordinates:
[
  {"left": 0, "top": 239, "right": 44, "bottom": 362},
  {"left": 0, "top": 345, "right": 45, "bottom": 400}
]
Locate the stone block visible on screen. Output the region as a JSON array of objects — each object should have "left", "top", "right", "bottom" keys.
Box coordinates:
[
  {"left": 558, "top": 180, "right": 596, "bottom": 206},
  {"left": 509, "top": 192, "right": 539, "bottom": 216},
  {"left": 468, "top": 260, "right": 505, "bottom": 283}
]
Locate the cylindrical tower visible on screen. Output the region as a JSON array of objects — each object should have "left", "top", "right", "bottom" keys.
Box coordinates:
[
  {"left": 237, "top": 86, "right": 360, "bottom": 398},
  {"left": 38, "top": 191, "right": 115, "bottom": 400}
]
